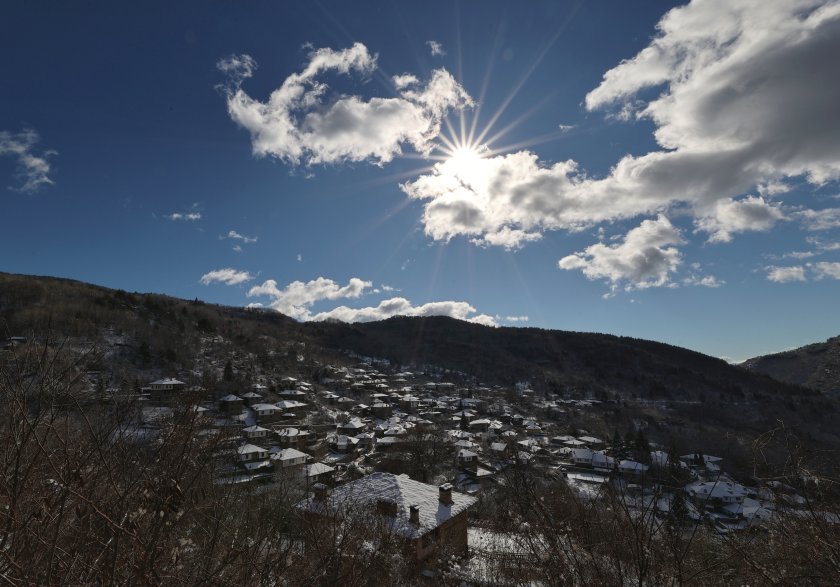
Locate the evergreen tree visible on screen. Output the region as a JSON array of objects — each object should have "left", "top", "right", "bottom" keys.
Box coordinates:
[{"left": 223, "top": 360, "right": 234, "bottom": 382}]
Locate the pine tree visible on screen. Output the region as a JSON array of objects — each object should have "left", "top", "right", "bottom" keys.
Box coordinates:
[{"left": 223, "top": 360, "right": 234, "bottom": 382}]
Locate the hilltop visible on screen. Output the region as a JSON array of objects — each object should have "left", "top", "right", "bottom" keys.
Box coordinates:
[{"left": 743, "top": 335, "right": 840, "bottom": 396}]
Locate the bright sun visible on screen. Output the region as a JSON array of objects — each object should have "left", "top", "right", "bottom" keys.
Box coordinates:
[{"left": 443, "top": 144, "right": 486, "bottom": 179}]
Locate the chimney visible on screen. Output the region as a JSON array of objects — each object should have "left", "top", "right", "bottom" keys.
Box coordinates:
[
  {"left": 313, "top": 483, "right": 328, "bottom": 502},
  {"left": 409, "top": 504, "right": 420, "bottom": 524},
  {"left": 439, "top": 483, "right": 453, "bottom": 505}
]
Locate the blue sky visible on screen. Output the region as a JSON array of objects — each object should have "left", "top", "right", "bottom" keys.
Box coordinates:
[{"left": 2, "top": 0, "right": 839, "bottom": 361}]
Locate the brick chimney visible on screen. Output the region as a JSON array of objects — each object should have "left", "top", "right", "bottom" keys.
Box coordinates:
[
  {"left": 439, "top": 483, "right": 453, "bottom": 505},
  {"left": 409, "top": 504, "right": 420, "bottom": 524},
  {"left": 313, "top": 483, "right": 328, "bottom": 502}
]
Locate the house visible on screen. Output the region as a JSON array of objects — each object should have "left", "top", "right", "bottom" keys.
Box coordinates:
[
  {"left": 147, "top": 378, "right": 186, "bottom": 402},
  {"left": 578, "top": 436, "right": 604, "bottom": 448},
  {"left": 242, "top": 424, "right": 270, "bottom": 440},
  {"left": 456, "top": 449, "right": 479, "bottom": 470},
  {"left": 304, "top": 462, "right": 335, "bottom": 486},
  {"left": 219, "top": 394, "right": 244, "bottom": 413},
  {"left": 277, "top": 427, "right": 312, "bottom": 448},
  {"left": 237, "top": 443, "right": 268, "bottom": 462},
  {"left": 272, "top": 447, "right": 309, "bottom": 469},
  {"left": 251, "top": 403, "right": 282, "bottom": 423},
  {"left": 571, "top": 448, "right": 595, "bottom": 466},
  {"left": 490, "top": 442, "right": 509, "bottom": 458},
  {"left": 298, "top": 472, "right": 478, "bottom": 562},
  {"left": 240, "top": 391, "right": 264, "bottom": 406},
  {"left": 618, "top": 460, "right": 650, "bottom": 476},
  {"left": 687, "top": 480, "right": 747, "bottom": 507}
]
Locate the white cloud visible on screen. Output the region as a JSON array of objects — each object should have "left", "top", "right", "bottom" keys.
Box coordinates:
[
  {"left": 0, "top": 129, "right": 56, "bottom": 192},
  {"left": 226, "top": 230, "right": 258, "bottom": 244},
  {"left": 167, "top": 212, "right": 202, "bottom": 221},
  {"left": 297, "top": 253, "right": 303, "bottom": 262},
  {"left": 812, "top": 261, "right": 840, "bottom": 280},
  {"left": 505, "top": 315, "right": 529, "bottom": 322},
  {"left": 558, "top": 216, "right": 684, "bottom": 291},
  {"left": 694, "top": 196, "right": 785, "bottom": 243},
  {"left": 392, "top": 74, "right": 419, "bottom": 89},
  {"left": 200, "top": 268, "right": 254, "bottom": 286},
  {"left": 403, "top": 0, "right": 840, "bottom": 252},
  {"left": 426, "top": 40, "right": 446, "bottom": 57},
  {"left": 219, "top": 43, "right": 472, "bottom": 166},
  {"left": 682, "top": 274, "right": 724, "bottom": 288},
  {"left": 795, "top": 207, "right": 840, "bottom": 231},
  {"left": 247, "top": 276, "right": 372, "bottom": 320},
  {"left": 766, "top": 265, "right": 807, "bottom": 283},
  {"left": 311, "top": 296, "right": 496, "bottom": 326},
  {"left": 245, "top": 275, "right": 496, "bottom": 325}
]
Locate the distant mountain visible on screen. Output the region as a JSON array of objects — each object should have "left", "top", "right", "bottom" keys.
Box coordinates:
[{"left": 743, "top": 336, "right": 840, "bottom": 395}]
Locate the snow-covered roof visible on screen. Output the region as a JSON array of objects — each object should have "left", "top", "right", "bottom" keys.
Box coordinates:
[
  {"left": 242, "top": 425, "right": 269, "bottom": 433},
  {"left": 272, "top": 448, "right": 309, "bottom": 461},
  {"left": 220, "top": 394, "right": 242, "bottom": 402},
  {"left": 237, "top": 443, "right": 267, "bottom": 455},
  {"left": 687, "top": 480, "right": 747, "bottom": 500},
  {"left": 252, "top": 403, "right": 278, "bottom": 412},
  {"left": 305, "top": 462, "right": 335, "bottom": 477},
  {"left": 618, "top": 460, "right": 649, "bottom": 473},
  {"left": 299, "top": 472, "right": 477, "bottom": 539},
  {"left": 150, "top": 378, "right": 186, "bottom": 386}
]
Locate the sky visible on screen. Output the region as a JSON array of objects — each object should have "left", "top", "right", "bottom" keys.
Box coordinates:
[{"left": 2, "top": 0, "right": 840, "bottom": 362}]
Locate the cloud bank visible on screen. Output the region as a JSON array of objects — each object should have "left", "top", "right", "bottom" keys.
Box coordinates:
[
  {"left": 401, "top": 0, "right": 840, "bottom": 288},
  {"left": 245, "top": 275, "right": 496, "bottom": 325}
]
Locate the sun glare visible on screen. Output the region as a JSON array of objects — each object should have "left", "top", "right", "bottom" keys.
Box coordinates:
[{"left": 442, "top": 144, "right": 486, "bottom": 179}]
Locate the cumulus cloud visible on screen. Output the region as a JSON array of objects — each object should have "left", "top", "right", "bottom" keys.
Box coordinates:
[
  {"left": 404, "top": 0, "right": 840, "bottom": 254},
  {"left": 0, "top": 129, "right": 56, "bottom": 192},
  {"left": 246, "top": 276, "right": 372, "bottom": 320},
  {"left": 695, "top": 196, "right": 785, "bottom": 243},
  {"left": 245, "top": 275, "right": 496, "bottom": 325},
  {"left": 200, "top": 268, "right": 254, "bottom": 286},
  {"left": 426, "top": 40, "right": 446, "bottom": 57},
  {"left": 812, "top": 261, "right": 840, "bottom": 280},
  {"left": 558, "top": 216, "right": 684, "bottom": 291},
  {"left": 311, "top": 297, "right": 496, "bottom": 326},
  {"left": 766, "top": 266, "right": 807, "bottom": 283},
  {"left": 218, "top": 43, "right": 472, "bottom": 166}
]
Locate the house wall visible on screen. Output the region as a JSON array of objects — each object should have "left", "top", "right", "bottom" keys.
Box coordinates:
[{"left": 412, "top": 510, "right": 470, "bottom": 561}]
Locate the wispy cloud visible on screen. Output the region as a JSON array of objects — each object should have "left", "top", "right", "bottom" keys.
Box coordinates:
[
  {"left": 0, "top": 128, "right": 56, "bottom": 192},
  {"left": 167, "top": 203, "right": 202, "bottom": 221},
  {"left": 223, "top": 230, "right": 257, "bottom": 251},
  {"left": 167, "top": 212, "right": 202, "bottom": 221},
  {"left": 426, "top": 40, "right": 446, "bottom": 57},
  {"left": 766, "top": 266, "right": 807, "bottom": 283},
  {"left": 200, "top": 268, "right": 253, "bottom": 286}
]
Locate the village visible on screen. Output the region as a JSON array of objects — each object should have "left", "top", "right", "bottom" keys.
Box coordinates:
[{"left": 119, "top": 335, "right": 816, "bottom": 579}]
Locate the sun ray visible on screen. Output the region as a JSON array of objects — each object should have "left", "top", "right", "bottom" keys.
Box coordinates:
[{"left": 474, "top": 2, "right": 582, "bottom": 147}]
